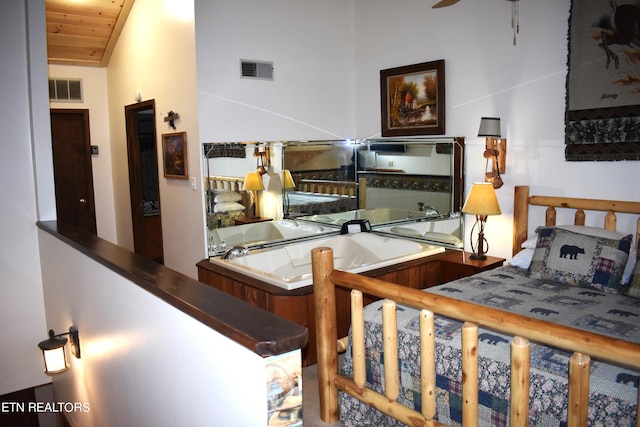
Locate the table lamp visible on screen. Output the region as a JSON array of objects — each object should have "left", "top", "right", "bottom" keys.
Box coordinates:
[
  {"left": 462, "top": 182, "right": 501, "bottom": 260},
  {"left": 282, "top": 170, "right": 296, "bottom": 218},
  {"left": 242, "top": 171, "right": 265, "bottom": 218}
]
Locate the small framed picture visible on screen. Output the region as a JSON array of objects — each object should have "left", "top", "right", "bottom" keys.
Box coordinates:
[
  {"left": 380, "top": 59, "right": 445, "bottom": 136},
  {"left": 162, "top": 132, "right": 188, "bottom": 179}
]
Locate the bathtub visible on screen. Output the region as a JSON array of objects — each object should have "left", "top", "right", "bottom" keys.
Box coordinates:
[
  {"left": 300, "top": 208, "right": 442, "bottom": 226},
  {"left": 208, "top": 233, "right": 445, "bottom": 290},
  {"left": 375, "top": 216, "right": 464, "bottom": 248},
  {"left": 209, "top": 219, "right": 335, "bottom": 254}
]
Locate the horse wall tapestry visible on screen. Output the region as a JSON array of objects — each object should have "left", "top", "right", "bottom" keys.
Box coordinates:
[{"left": 565, "top": 0, "right": 640, "bottom": 161}]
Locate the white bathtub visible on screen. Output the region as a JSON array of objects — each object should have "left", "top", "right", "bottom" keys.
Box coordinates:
[
  {"left": 301, "top": 208, "right": 440, "bottom": 226},
  {"left": 375, "top": 216, "right": 464, "bottom": 248},
  {"left": 209, "top": 233, "right": 445, "bottom": 290},
  {"left": 209, "top": 220, "right": 334, "bottom": 251}
]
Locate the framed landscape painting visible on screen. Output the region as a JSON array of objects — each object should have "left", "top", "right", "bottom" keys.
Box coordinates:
[{"left": 380, "top": 60, "right": 445, "bottom": 137}]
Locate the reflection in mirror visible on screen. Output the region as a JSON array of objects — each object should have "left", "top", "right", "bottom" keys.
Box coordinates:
[
  {"left": 202, "top": 137, "right": 465, "bottom": 257},
  {"left": 284, "top": 138, "right": 464, "bottom": 223}
]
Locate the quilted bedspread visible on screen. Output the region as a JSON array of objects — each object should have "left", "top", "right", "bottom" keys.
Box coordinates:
[{"left": 339, "top": 265, "right": 640, "bottom": 426}]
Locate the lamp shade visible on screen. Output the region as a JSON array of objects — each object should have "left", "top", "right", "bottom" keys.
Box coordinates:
[
  {"left": 462, "top": 182, "right": 501, "bottom": 215},
  {"left": 242, "top": 171, "right": 265, "bottom": 191},
  {"left": 478, "top": 117, "right": 501, "bottom": 138},
  {"left": 38, "top": 330, "right": 69, "bottom": 375},
  {"left": 282, "top": 170, "right": 296, "bottom": 190}
]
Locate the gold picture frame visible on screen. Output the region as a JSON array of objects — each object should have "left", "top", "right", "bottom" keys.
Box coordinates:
[{"left": 162, "top": 132, "right": 188, "bottom": 179}]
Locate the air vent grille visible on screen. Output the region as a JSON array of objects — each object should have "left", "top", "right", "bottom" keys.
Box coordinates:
[
  {"left": 49, "top": 78, "right": 83, "bottom": 102},
  {"left": 240, "top": 60, "right": 274, "bottom": 80}
]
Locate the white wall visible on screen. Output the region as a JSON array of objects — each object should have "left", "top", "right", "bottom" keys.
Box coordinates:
[
  {"left": 0, "top": 0, "right": 50, "bottom": 395},
  {"left": 195, "top": 0, "right": 356, "bottom": 142},
  {"left": 353, "top": 0, "right": 640, "bottom": 259},
  {"left": 107, "top": 0, "right": 204, "bottom": 278},
  {"left": 49, "top": 65, "right": 118, "bottom": 243},
  {"left": 38, "top": 230, "right": 269, "bottom": 427}
]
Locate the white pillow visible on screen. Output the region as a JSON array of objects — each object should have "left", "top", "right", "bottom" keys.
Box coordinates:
[
  {"left": 521, "top": 236, "right": 538, "bottom": 249},
  {"left": 509, "top": 248, "right": 534, "bottom": 269},
  {"left": 214, "top": 191, "right": 243, "bottom": 203},
  {"left": 623, "top": 249, "right": 637, "bottom": 284},
  {"left": 213, "top": 202, "right": 245, "bottom": 213}
]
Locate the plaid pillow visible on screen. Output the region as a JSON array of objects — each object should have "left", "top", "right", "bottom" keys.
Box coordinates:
[{"left": 528, "top": 227, "right": 632, "bottom": 293}]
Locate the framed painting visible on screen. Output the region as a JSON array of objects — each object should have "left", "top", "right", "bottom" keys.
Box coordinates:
[
  {"left": 380, "top": 59, "right": 445, "bottom": 137},
  {"left": 565, "top": 0, "right": 640, "bottom": 161},
  {"left": 162, "top": 132, "right": 188, "bottom": 179}
]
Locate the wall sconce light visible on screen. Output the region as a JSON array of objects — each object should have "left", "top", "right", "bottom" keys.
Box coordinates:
[
  {"left": 242, "top": 171, "right": 265, "bottom": 218},
  {"left": 478, "top": 117, "right": 506, "bottom": 189},
  {"left": 462, "top": 182, "right": 501, "bottom": 260},
  {"left": 282, "top": 170, "right": 296, "bottom": 219},
  {"left": 38, "top": 327, "right": 80, "bottom": 375},
  {"left": 254, "top": 145, "right": 270, "bottom": 175}
]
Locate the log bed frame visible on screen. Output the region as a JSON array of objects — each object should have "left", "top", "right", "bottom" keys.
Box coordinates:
[
  {"left": 293, "top": 175, "right": 367, "bottom": 209},
  {"left": 205, "top": 175, "right": 251, "bottom": 217},
  {"left": 312, "top": 185, "right": 640, "bottom": 427}
]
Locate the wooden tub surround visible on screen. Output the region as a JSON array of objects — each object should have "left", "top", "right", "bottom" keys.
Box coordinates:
[
  {"left": 311, "top": 185, "right": 640, "bottom": 426},
  {"left": 198, "top": 249, "right": 504, "bottom": 366}
]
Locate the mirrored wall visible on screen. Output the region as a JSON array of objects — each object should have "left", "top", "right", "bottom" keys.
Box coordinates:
[{"left": 202, "top": 138, "right": 465, "bottom": 256}]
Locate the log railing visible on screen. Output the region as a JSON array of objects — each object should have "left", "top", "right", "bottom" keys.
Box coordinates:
[{"left": 311, "top": 246, "right": 640, "bottom": 427}]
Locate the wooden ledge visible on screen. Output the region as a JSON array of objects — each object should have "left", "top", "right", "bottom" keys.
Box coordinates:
[{"left": 37, "top": 221, "right": 308, "bottom": 357}]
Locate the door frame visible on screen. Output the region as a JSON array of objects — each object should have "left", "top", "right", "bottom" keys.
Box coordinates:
[
  {"left": 125, "top": 99, "right": 164, "bottom": 262},
  {"left": 50, "top": 108, "right": 97, "bottom": 234}
]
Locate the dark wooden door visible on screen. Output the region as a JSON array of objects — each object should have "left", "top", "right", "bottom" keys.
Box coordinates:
[
  {"left": 50, "top": 109, "right": 97, "bottom": 234},
  {"left": 125, "top": 100, "right": 164, "bottom": 263}
]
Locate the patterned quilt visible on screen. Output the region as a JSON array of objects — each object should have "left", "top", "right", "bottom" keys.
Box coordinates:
[
  {"left": 339, "top": 265, "right": 640, "bottom": 426},
  {"left": 288, "top": 192, "right": 356, "bottom": 215}
]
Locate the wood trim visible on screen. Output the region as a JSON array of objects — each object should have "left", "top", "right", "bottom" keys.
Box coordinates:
[{"left": 38, "top": 221, "right": 308, "bottom": 357}]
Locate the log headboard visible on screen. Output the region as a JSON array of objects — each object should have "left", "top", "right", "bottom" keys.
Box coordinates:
[
  {"left": 204, "top": 175, "right": 252, "bottom": 218},
  {"left": 513, "top": 185, "right": 640, "bottom": 256},
  {"left": 293, "top": 175, "right": 367, "bottom": 209}
]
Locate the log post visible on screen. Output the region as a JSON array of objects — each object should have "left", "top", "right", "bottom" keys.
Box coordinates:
[
  {"left": 420, "top": 309, "right": 436, "bottom": 420},
  {"left": 382, "top": 299, "right": 399, "bottom": 402},
  {"left": 461, "top": 322, "right": 479, "bottom": 427},
  {"left": 351, "top": 290, "right": 366, "bottom": 387},
  {"left": 312, "top": 247, "right": 339, "bottom": 423},
  {"left": 567, "top": 352, "right": 590, "bottom": 427},
  {"left": 510, "top": 336, "right": 530, "bottom": 426}
]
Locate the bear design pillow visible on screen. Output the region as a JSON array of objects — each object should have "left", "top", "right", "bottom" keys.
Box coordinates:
[{"left": 528, "top": 227, "right": 632, "bottom": 293}]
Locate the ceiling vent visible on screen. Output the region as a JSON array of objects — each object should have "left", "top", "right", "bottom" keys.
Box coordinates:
[
  {"left": 49, "top": 78, "right": 83, "bottom": 102},
  {"left": 240, "top": 60, "right": 274, "bottom": 80}
]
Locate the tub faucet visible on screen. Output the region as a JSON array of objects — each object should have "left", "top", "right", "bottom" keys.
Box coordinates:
[
  {"left": 418, "top": 202, "right": 439, "bottom": 217},
  {"left": 221, "top": 246, "right": 249, "bottom": 260}
]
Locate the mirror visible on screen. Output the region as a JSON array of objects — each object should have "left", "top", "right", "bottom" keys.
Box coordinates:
[{"left": 203, "top": 137, "right": 465, "bottom": 257}]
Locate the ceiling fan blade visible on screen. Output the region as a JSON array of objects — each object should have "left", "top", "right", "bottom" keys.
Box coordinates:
[{"left": 432, "top": 0, "right": 460, "bottom": 8}]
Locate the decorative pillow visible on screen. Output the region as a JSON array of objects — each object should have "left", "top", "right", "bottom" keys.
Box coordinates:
[
  {"left": 213, "top": 202, "right": 245, "bottom": 213},
  {"left": 627, "top": 258, "right": 640, "bottom": 299},
  {"left": 554, "top": 225, "right": 636, "bottom": 284},
  {"left": 528, "top": 227, "right": 632, "bottom": 293},
  {"left": 554, "top": 224, "right": 628, "bottom": 240},
  {"left": 213, "top": 190, "right": 243, "bottom": 203}
]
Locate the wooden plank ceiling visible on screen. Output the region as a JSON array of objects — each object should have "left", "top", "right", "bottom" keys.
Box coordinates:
[{"left": 46, "top": 0, "right": 135, "bottom": 67}]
